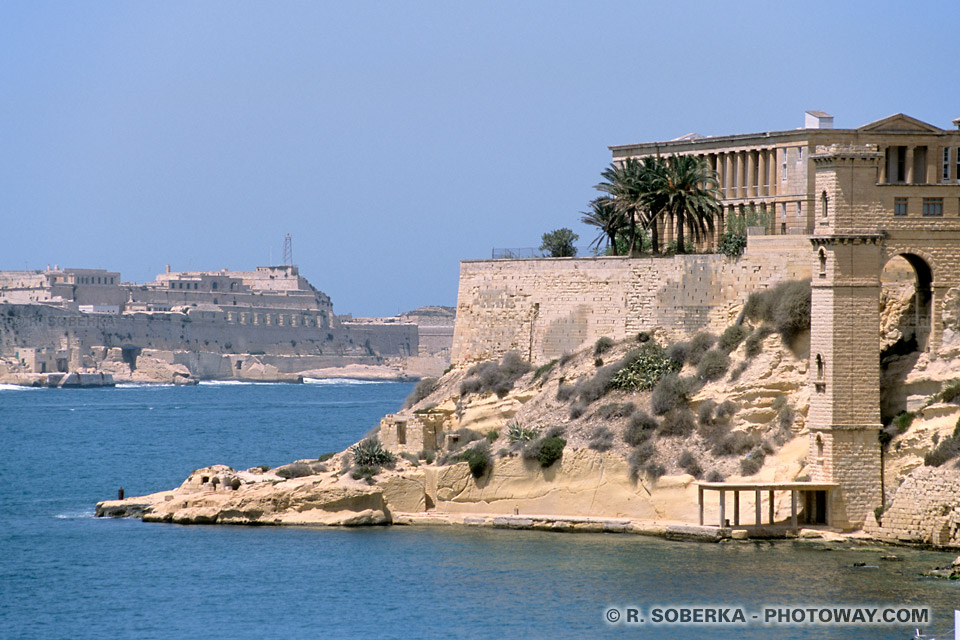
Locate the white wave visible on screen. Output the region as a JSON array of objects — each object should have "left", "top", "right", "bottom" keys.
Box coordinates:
[
  {"left": 0, "top": 383, "right": 40, "bottom": 391},
  {"left": 198, "top": 380, "right": 274, "bottom": 386},
  {"left": 303, "top": 377, "right": 392, "bottom": 385},
  {"left": 115, "top": 382, "right": 175, "bottom": 388},
  {"left": 54, "top": 512, "right": 94, "bottom": 520}
]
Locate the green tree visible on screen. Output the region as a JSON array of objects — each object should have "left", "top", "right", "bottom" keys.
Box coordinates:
[
  {"left": 580, "top": 196, "right": 625, "bottom": 256},
  {"left": 653, "top": 155, "right": 722, "bottom": 254},
  {"left": 540, "top": 228, "right": 579, "bottom": 257},
  {"left": 596, "top": 156, "right": 669, "bottom": 256}
]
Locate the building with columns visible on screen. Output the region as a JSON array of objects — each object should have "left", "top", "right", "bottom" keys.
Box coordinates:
[{"left": 610, "top": 112, "right": 960, "bottom": 245}]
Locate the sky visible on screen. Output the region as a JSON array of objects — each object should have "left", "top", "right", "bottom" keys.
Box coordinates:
[{"left": 3, "top": 1, "right": 960, "bottom": 316}]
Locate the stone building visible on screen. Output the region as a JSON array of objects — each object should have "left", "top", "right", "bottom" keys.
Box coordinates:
[{"left": 611, "top": 112, "right": 960, "bottom": 243}]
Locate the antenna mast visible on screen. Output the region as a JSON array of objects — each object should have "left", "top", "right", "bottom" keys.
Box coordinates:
[{"left": 282, "top": 234, "right": 293, "bottom": 266}]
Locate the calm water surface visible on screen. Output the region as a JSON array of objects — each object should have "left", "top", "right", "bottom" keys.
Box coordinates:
[{"left": 1, "top": 381, "right": 958, "bottom": 639}]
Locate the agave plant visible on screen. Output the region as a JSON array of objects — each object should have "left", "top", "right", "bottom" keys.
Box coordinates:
[
  {"left": 506, "top": 421, "right": 539, "bottom": 444},
  {"left": 350, "top": 438, "right": 396, "bottom": 466}
]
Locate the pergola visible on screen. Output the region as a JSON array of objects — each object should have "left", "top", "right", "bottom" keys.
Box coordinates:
[{"left": 695, "top": 481, "right": 839, "bottom": 530}]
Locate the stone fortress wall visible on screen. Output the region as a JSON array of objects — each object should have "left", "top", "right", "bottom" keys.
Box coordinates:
[
  {"left": 0, "top": 264, "right": 450, "bottom": 379},
  {"left": 451, "top": 236, "right": 812, "bottom": 366}
]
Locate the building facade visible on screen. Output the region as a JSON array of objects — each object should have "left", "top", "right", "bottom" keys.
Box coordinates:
[{"left": 610, "top": 112, "right": 960, "bottom": 244}]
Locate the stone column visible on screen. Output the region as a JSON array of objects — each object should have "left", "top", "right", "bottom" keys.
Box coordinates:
[
  {"left": 769, "top": 148, "right": 778, "bottom": 196},
  {"left": 929, "top": 146, "right": 940, "bottom": 184},
  {"left": 724, "top": 153, "right": 733, "bottom": 198},
  {"left": 758, "top": 150, "right": 767, "bottom": 197},
  {"left": 878, "top": 146, "right": 887, "bottom": 184},
  {"left": 736, "top": 151, "right": 745, "bottom": 199},
  {"left": 747, "top": 151, "right": 757, "bottom": 197},
  {"left": 905, "top": 146, "right": 915, "bottom": 184}
]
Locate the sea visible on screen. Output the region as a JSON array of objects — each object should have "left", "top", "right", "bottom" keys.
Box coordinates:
[{"left": 1, "top": 380, "right": 959, "bottom": 640}]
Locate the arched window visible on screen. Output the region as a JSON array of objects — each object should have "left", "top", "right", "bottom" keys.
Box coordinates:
[
  {"left": 816, "top": 354, "right": 824, "bottom": 379},
  {"left": 818, "top": 248, "right": 827, "bottom": 277},
  {"left": 821, "top": 190, "right": 828, "bottom": 218},
  {"left": 816, "top": 434, "right": 824, "bottom": 458}
]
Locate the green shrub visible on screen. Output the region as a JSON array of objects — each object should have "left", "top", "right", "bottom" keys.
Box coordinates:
[
  {"left": 569, "top": 401, "right": 587, "bottom": 419},
  {"left": 666, "top": 342, "right": 688, "bottom": 369},
  {"left": 594, "top": 336, "right": 614, "bottom": 356},
  {"left": 739, "top": 447, "right": 766, "bottom": 476},
  {"left": 711, "top": 431, "right": 758, "bottom": 457},
  {"left": 401, "top": 452, "right": 420, "bottom": 465},
  {"left": 686, "top": 332, "right": 716, "bottom": 366},
  {"left": 717, "top": 325, "right": 750, "bottom": 353},
  {"left": 628, "top": 443, "right": 658, "bottom": 481},
  {"left": 644, "top": 462, "right": 666, "bottom": 481},
  {"left": 317, "top": 453, "right": 336, "bottom": 463},
  {"left": 715, "top": 400, "right": 737, "bottom": 421},
  {"left": 705, "top": 470, "right": 724, "bottom": 482},
  {"left": 937, "top": 380, "right": 960, "bottom": 404},
  {"left": 743, "top": 281, "right": 811, "bottom": 344},
  {"left": 256, "top": 464, "right": 271, "bottom": 472},
  {"left": 577, "top": 364, "right": 618, "bottom": 404},
  {"left": 880, "top": 411, "right": 915, "bottom": 446},
  {"left": 556, "top": 383, "right": 576, "bottom": 402},
  {"left": 650, "top": 373, "right": 691, "bottom": 416},
  {"left": 677, "top": 450, "right": 703, "bottom": 478},
  {"left": 924, "top": 435, "right": 960, "bottom": 467},
  {"left": 595, "top": 402, "right": 636, "bottom": 420},
  {"left": 459, "top": 351, "right": 531, "bottom": 398},
  {"left": 588, "top": 427, "right": 615, "bottom": 452},
  {"left": 658, "top": 409, "right": 696, "bottom": 437},
  {"left": 697, "top": 349, "right": 730, "bottom": 382},
  {"left": 636, "top": 331, "right": 651, "bottom": 343},
  {"left": 418, "top": 449, "right": 435, "bottom": 464},
  {"left": 485, "top": 429, "right": 500, "bottom": 443},
  {"left": 404, "top": 377, "right": 438, "bottom": 408},
  {"left": 351, "top": 464, "right": 380, "bottom": 483},
  {"left": 459, "top": 442, "right": 493, "bottom": 478},
  {"left": 524, "top": 435, "right": 567, "bottom": 468},
  {"left": 594, "top": 357, "right": 604, "bottom": 367},
  {"left": 533, "top": 359, "right": 558, "bottom": 381},
  {"left": 717, "top": 232, "right": 747, "bottom": 258},
  {"left": 609, "top": 342, "right": 682, "bottom": 392},
  {"left": 697, "top": 399, "right": 716, "bottom": 426},
  {"left": 776, "top": 397, "right": 795, "bottom": 430},
  {"left": 506, "top": 422, "right": 539, "bottom": 444},
  {"left": 559, "top": 353, "right": 574, "bottom": 366},
  {"left": 624, "top": 410, "right": 658, "bottom": 446},
  {"left": 744, "top": 324, "right": 775, "bottom": 358},
  {"left": 351, "top": 438, "right": 396, "bottom": 466},
  {"left": 275, "top": 462, "right": 315, "bottom": 479}
]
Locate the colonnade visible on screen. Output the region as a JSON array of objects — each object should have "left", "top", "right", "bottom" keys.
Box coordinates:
[
  {"left": 878, "top": 144, "right": 959, "bottom": 184},
  {"left": 694, "top": 148, "right": 781, "bottom": 199}
]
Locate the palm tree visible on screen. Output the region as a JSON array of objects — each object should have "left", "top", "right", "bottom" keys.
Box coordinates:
[
  {"left": 635, "top": 155, "right": 668, "bottom": 255},
  {"left": 595, "top": 157, "right": 647, "bottom": 256},
  {"left": 654, "top": 155, "right": 722, "bottom": 254},
  {"left": 580, "top": 196, "right": 625, "bottom": 255}
]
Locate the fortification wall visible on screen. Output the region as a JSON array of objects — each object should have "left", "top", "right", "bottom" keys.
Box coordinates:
[
  {"left": 451, "top": 236, "right": 811, "bottom": 365},
  {"left": 0, "top": 303, "right": 417, "bottom": 361},
  {"left": 864, "top": 466, "right": 960, "bottom": 548}
]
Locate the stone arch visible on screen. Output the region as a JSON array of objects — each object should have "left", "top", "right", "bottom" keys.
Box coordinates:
[{"left": 881, "top": 251, "right": 934, "bottom": 352}]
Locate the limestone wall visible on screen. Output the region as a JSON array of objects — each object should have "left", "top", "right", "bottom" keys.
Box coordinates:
[
  {"left": 451, "top": 237, "right": 811, "bottom": 365},
  {"left": 864, "top": 466, "right": 960, "bottom": 547}
]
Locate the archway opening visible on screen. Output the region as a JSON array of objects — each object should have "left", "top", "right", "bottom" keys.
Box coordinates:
[
  {"left": 880, "top": 254, "right": 932, "bottom": 353},
  {"left": 880, "top": 253, "right": 933, "bottom": 423}
]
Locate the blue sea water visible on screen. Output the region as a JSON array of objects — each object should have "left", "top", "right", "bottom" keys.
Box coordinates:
[{"left": 1, "top": 381, "right": 959, "bottom": 640}]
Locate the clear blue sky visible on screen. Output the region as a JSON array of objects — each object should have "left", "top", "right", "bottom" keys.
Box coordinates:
[{"left": 3, "top": 1, "right": 959, "bottom": 316}]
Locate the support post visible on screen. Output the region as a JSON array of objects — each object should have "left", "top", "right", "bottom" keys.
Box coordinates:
[
  {"left": 791, "top": 490, "right": 798, "bottom": 531},
  {"left": 769, "top": 490, "right": 774, "bottom": 524},
  {"left": 698, "top": 486, "right": 704, "bottom": 526},
  {"left": 733, "top": 491, "right": 740, "bottom": 526},
  {"left": 719, "top": 489, "right": 726, "bottom": 528},
  {"left": 755, "top": 489, "right": 762, "bottom": 527}
]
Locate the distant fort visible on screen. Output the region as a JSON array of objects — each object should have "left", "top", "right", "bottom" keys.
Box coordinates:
[{"left": 0, "top": 264, "right": 453, "bottom": 382}]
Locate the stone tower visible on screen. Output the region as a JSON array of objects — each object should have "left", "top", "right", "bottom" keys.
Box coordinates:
[{"left": 808, "top": 145, "right": 885, "bottom": 530}]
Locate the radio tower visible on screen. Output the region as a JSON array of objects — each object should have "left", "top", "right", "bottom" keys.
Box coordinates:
[{"left": 282, "top": 234, "right": 293, "bottom": 266}]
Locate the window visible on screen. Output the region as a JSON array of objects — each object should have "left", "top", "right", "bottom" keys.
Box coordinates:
[
  {"left": 818, "top": 249, "right": 826, "bottom": 276},
  {"left": 894, "top": 197, "right": 908, "bottom": 216},
  {"left": 956, "top": 146, "right": 960, "bottom": 182},
  {"left": 169, "top": 282, "right": 174, "bottom": 289},
  {"left": 781, "top": 222, "right": 787, "bottom": 234},
  {"left": 797, "top": 147, "right": 803, "bottom": 162},
  {"left": 923, "top": 198, "right": 943, "bottom": 217},
  {"left": 821, "top": 191, "right": 828, "bottom": 218},
  {"left": 796, "top": 202, "right": 803, "bottom": 219},
  {"left": 944, "top": 147, "right": 951, "bottom": 182},
  {"left": 212, "top": 282, "right": 218, "bottom": 290},
  {"left": 781, "top": 203, "right": 787, "bottom": 219},
  {"left": 781, "top": 154, "right": 787, "bottom": 181}
]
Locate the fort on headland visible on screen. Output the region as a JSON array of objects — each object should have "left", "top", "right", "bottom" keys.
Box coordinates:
[
  {"left": 448, "top": 112, "right": 960, "bottom": 532},
  {"left": 0, "top": 264, "right": 454, "bottom": 384}
]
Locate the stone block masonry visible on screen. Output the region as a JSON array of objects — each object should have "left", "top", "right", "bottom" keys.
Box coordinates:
[
  {"left": 451, "top": 236, "right": 811, "bottom": 365},
  {"left": 864, "top": 466, "right": 960, "bottom": 547}
]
